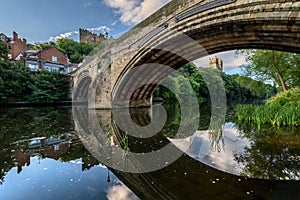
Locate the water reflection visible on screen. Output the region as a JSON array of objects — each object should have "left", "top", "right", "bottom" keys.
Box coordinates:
[
  {"left": 0, "top": 108, "right": 138, "bottom": 200},
  {"left": 0, "top": 105, "right": 300, "bottom": 199},
  {"left": 169, "top": 123, "right": 251, "bottom": 176},
  {"left": 233, "top": 123, "right": 300, "bottom": 180},
  {"left": 13, "top": 133, "right": 75, "bottom": 174}
]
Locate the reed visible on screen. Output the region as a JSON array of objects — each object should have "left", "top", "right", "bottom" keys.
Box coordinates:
[
  {"left": 120, "top": 134, "right": 130, "bottom": 153},
  {"left": 235, "top": 88, "right": 300, "bottom": 128}
]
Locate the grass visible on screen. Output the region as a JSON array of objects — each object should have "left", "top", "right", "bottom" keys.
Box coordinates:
[{"left": 235, "top": 87, "right": 300, "bottom": 129}]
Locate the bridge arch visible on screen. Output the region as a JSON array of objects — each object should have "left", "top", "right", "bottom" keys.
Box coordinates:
[
  {"left": 111, "top": 0, "right": 300, "bottom": 107},
  {"left": 71, "top": 0, "right": 300, "bottom": 108},
  {"left": 72, "top": 70, "right": 91, "bottom": 103}
]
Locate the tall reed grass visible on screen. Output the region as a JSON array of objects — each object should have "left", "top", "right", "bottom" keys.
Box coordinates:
[{"left": 235, "top": 87, "right": 300, "bottom": 129}]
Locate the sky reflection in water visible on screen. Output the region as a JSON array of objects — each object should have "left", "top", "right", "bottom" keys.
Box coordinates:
[{"left": 0, "top": 157, "right": 138, "bottom": 200}]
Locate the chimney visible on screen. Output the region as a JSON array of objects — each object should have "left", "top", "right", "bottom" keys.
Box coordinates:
[{"left": 13, "top": 31, "right": 18, "bottom": 41}]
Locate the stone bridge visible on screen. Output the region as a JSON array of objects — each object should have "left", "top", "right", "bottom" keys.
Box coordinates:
[{"left": 71, "top": 0, "right": 300, "bottom": 109}]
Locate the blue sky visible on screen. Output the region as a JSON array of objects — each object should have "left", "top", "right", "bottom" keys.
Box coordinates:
[
  {"left": 0, "top": 0, "right": 170, "bottom": 43},
  {"left": 0, "top": 0, "right": 244, "bottom": 73}
]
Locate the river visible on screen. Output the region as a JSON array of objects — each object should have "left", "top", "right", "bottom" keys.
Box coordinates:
[{"left": 0, "top": 103, "right": 300, "bottom": 199}]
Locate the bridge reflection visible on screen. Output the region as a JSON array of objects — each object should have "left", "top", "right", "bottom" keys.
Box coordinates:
[{"left": 73, "top": 105, "right": 300, "bottom": 199}]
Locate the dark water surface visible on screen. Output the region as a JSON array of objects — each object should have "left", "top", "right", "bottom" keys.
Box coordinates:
[{"left": 0, "top": 105, "right": 300, "bottom": 200}]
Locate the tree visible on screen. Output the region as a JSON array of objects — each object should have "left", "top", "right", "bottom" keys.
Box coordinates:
[
  {"left": 56, "top": 38, "right": 95, "bottom": 63},
  {"left": 56, "top": 38, "right": 77, "bottom": 57},
  {"left": 154, "top": 63, "right": 263, "bottom": 104},
  {"left": 28, "top": 70, "right": 70, "bottom": 102},
  {"left": 238, "top": 50, "right": 300, "bottom": 92},
  {"left": 0, "top": 61, "right": 71, "bottom": 103},
  {"left": 70, "top": 52, "right": 82, "bottom": 63},
  {"left": 233, "top": 75, "right": 275, "bottom": 99},
  {"left": 0, "top": 62, "right": 33, "bottom": 101},
  {"left": 0, "top": 40, "right": 8, "bottom": 61}
]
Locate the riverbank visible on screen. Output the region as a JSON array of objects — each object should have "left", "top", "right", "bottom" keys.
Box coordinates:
[
  {"left": 0, "top": 101, "right": 73, "bottom": 108},
  {"left": 235, "top": 87, "right": 300, "bottom": 128}
]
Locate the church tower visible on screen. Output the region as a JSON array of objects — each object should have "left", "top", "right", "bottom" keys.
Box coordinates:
[{"left": 209, "top": 56, "right": 223, "bottom": 71}]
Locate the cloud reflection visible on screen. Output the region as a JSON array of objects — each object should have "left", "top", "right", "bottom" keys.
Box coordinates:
[{"left": 107, "top": 181, "right": 139, "bottom": 200}]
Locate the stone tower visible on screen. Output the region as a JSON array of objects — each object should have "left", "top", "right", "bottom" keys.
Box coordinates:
[
  {"left": 79, "top": 28, "right": 106, "bottom": 44},
  {"left": 209, "top": 56, "right": 223, "bottom": 71}
]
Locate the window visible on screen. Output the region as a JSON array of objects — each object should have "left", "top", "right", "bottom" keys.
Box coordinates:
[
  {"left": 52, "top": 56, "right": 57, "bottom": 62},
  {"left": 28, "top": 64, "right": 39, "bottom": 72},
  {"left": 45, "top": 66, "right": 51, "bottom": 71},
  {"left": 54, "top": 144, "right": 60, "bottom": 151}
]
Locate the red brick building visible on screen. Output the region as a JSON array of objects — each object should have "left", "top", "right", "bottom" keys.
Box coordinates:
[
  {"left": 38, "top": 46, "right": 68, "bottom": 64},
  {"left": 24, "top": 47, "right": 68, "bottom": 73},
  {"left": 0, "top": 31, "right": 28, "bottom": 60}
]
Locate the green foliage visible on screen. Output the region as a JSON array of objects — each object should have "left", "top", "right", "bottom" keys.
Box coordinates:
[
  {"left": 154, "top": 63, "right": 265, "bottom": 104},
  {"left": 233, "top": 122, "right": 300, "bottom": 180},
  {"left": 0, "top": 62, "right": 71, "bottom": 103},
  {"left": 28, "top": 70, "right": 71, "bottom": 102},
  {"left": 267, "top": 87, "right": 300, "bottom": 106},
  {"left": 232, "top": 74, "right": 276, "bottom": 99},
  {"left": 56, "top": 38, "right": 95, "bottom": 63},
  {"left": 236, "top": 88, "right": 300, "bottom": 128},
  {"left": 69, "top": 52, "right": 82, "bottom": 64},
  {"left": 28, "top": 42, "right": 56, "bottom": 50},
  {"left": 0, "top": 40, "right": 8, "bottom": 60},
  {"left": 56, "top": 38, "right": 77, "bottom": 56},
  {"left": 0, "top": 62, "right": 33, "bottom": 101},
  {"left": 238, "top": 50, "right": 300, "bottom": 92},
  {"left": 27, "top": 39, "right": 98, "bottom": 64}
]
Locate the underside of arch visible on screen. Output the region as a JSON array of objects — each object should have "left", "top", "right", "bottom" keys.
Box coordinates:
[
  {"left": 112, "top": 19, "right": 300, "bottom": 107},
  {"left": 73, "top": 76, "right": 92, "bottom": 103}
]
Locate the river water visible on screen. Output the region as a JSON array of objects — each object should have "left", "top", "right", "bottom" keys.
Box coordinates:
[{"left": 0, "top": 104, "right": 300, "bottom": 200}]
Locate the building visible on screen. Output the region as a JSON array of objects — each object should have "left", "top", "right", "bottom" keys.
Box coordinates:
[
  {"left": 24, "top": 47, "right": 68, "bottom": 73},
  {"left": 209, "top": 56, "right": 223, "bottom": 71},
  {"left": 0, "top": 31, "right": 28, "bottom": 60},
  {"left": 79, "top": 28, "right": 106, "bottom": 44},
  {"left": 67, "top": 63, "right": 79, "bottom": 74}
]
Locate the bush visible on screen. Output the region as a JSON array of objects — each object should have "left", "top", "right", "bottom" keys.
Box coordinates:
[{"left": 267, "top": 87, "right": 300, "bottom": 106}]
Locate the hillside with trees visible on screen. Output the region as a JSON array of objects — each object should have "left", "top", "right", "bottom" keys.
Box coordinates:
[{"left": 154, "top": 63, "right": 273, "bottom": 104}]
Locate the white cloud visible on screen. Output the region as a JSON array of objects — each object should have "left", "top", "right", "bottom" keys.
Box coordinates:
[
  {"left": 86, "top": 26, "right": 111, "bottom": 33},
  {"left": 49, "top": 26, "right": 111, "bottom": 42},
  {"left": 84, "top": 2, "right": 94, "bottom": 7},
  {"left": 111, "top": 20, "right": 118, "bottom": 26},
  {"left": 83, "top": 1, "right": 101, "bottom": 8},
  {"left": 104, "top": 0, "right": 171, "bottom": 25},
  {"left": 49, "top": 31, "right": 79, "bottom": 42}
]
